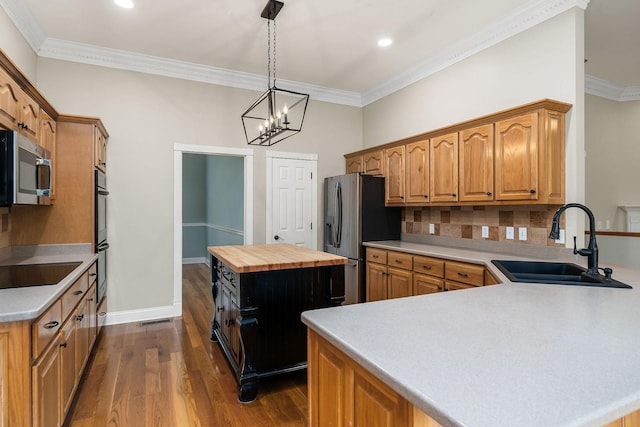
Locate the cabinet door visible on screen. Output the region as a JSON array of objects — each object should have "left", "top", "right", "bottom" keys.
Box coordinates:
[
  {"left": 94, "top": 125, "right": 107, "bottom": 172},
  {"left": 60, "top": 317, "right": 77, "bottom": 417},
  {"left": 345, "top": 155, "right": 363, "bottom": 174},
  {"left": 414, "top": 273, "right": 444, "bottom": 295},
  {"left": 495, "top": 112, "right": 539, "bottom": 201},
  {"left": 387, "top": 267, "right": 412, "bottom": 299},
  {"left": 366, "top": 262, "right": 388, "bottom": 302},
  {"left": 0, "top": 67, "right": 20, "bottom": 130},
  {"left": 75, "top": 299, "right": 90, "bottom": 376},
  {"left": 352, "top": 365, "right": 411, "bottom": 427},
  {"left": 309, "top": 334, "right": 349, "bottom": 427},
  {"left": 459, "top": 124, "right": 494, "bottom": 202},
  {"left": 405, "top": 140, "right": 429, "bottom": 203},
  {"left": 385, "top": 146, "right": 405, "bottom": 205},
  {"left": 19, "top": 91, "right": 39, "bottom": 140},
  {"left": 429, "top": 133, "right": 458, "bottom": 202},
  {"left": 87, "top": 283, "right": 97, "bottom": 350},
  {"left": 363, "top": 150, "right": 384, "bottom": 176},
  {"left": 33, "top": 334, "right": 62, "bottom": 427}
]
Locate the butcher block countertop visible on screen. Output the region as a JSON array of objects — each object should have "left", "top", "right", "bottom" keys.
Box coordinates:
[{"left": 207, "top": 244, "right": 347, "bottom": 273}]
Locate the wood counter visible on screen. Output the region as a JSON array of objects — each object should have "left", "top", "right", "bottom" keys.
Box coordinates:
[
  {"left": 208, "top": 244, "right": 346, "bottom": 402},
  {"left": 207, "top": 243, "right": 347, "bottom": 273}
]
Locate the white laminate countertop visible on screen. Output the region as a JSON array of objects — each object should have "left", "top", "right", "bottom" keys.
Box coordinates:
[
  {"left": 301, "top": 240, "right": 640, "bottom": 427},
  {"left": 0, "top": 245, "right": 98, "bottom": 322}
]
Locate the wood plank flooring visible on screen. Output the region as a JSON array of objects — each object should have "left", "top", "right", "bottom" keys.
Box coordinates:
[{"left": 66, "top": 263, "right": 309, "bottom": 427}]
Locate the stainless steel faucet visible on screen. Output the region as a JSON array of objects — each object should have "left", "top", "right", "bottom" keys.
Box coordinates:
[{"left": 549, "top": 203, "right": 600, "bottom": 276}]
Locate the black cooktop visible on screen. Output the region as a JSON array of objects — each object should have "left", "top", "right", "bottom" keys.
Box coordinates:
[{"left": 0, "top": 262, "right": 82, "bottom": 289}]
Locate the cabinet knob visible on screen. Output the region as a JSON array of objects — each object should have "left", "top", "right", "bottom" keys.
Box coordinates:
[
  {"left": 217, "top": 306, "right": 225, "bottom": 312},
  {"left": 486, "top": 192, "right": 492, "bottom": 196},
  {"left": 530, "top": 189, "right": 536, "bottom": 194},
  {"left": 424, "top": 195, "right": 428, "bottom": 198},
  {"left": 60, "top": 342, "right": 68, "bottom": 348},
  {"left": 451, "top": 193, "right": 456, "bottom": 197}
]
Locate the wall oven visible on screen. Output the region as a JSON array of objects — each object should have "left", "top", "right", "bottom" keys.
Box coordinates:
[
  {"left": 95, "top": 169, "right": 109, "bottom": 303},
  {"left": 0, "top": 130, "right": 52, "bottom": 206}
]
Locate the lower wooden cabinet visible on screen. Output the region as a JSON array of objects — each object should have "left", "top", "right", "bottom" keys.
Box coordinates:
[
  {"left": 366, "top": 248, "right": 498, "bottom": 301},
  {"left": 308, "top": 330, "right": 415, "bottom": 427},
  {"left": 0, "top": 261, "right": 101, "bottom": 427}
]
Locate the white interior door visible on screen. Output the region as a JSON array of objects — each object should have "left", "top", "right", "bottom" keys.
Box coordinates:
[{"left": 267, "top": 153, "right": 317, "bottom": 248}]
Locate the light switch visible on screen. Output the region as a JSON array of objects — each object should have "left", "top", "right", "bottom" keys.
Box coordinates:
[
  {"left": 481, "top": 226, "right": 489, "bottom": 238},
  {"left": 518, "top": 227, "right": 527, "bottom": 241},
  {"left": 506, "top": 226, "right": 514, "bottom": 240}
]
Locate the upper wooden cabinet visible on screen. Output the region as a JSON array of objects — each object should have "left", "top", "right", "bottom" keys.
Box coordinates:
[
  {"left": 384, "top": 146, "right": 405, "bottom": 205},
  {"left": 430, "top": 132, "right": 458, "bottom": 203},
  {"left": 40, "top": 111, "right": 57, "bottom": 200},
  {"left": 405, "top": 140, "right": 429, "bottom": 204},
  {"left": 459, "top": 124, "right": 494, "bottom": 202},
  {"left": 19, "top": 91, "right": 40, "bottom": 139},
  {"left": 94, "top": 126, "right": 107, "bottom": 172},
  {"left": 0, "top": 67, "right": 21, "bottom": 130},
  {"left": 345, "top": 154, "right": 363, "bottom": 174},
  {"left": 363, "top": 150, "right": 384, "bottom": 176},
  {"left": 344, "top": 99, "right": 571, "bottom": 207}
]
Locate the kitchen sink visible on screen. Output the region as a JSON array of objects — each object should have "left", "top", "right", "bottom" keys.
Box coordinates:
[
  {"left": 491, "top": 260, "right": 632, "bottom": 289},
  {"left": 0, "top": 262, "right": 82, "bottom": 289}
]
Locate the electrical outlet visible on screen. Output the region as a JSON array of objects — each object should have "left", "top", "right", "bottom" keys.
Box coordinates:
[
  {"left": 481, "top": 226, "right": 489, "bottom": 238},
  {"left": 429, "top": 223, "right": 435, "bottom": 234},
  {"left": 518, "top": 227, "right": 527, "bottom": 241},
  {"left": 506, "top": 226, "right": 514, "bottom": 240},
  {"left": 554, "top": 229, "right": 565, "bottom": 244}
]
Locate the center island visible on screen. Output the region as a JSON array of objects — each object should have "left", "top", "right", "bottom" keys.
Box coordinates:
[{"left": 208, "top": 243, "right": 346, "bottom": 402}]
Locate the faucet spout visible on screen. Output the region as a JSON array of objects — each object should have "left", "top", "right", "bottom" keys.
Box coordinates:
[{"left": 549, "top": 203, "right": 599, "bottom": 275}]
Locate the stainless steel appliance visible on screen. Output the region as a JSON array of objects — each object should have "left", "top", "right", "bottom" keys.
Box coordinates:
[
  {"left": 324, "top": 173, "right": 400, "bottom": 304},
  {"left": 95, "top": 169, "right": 109, "bottom": 303},
  {"left": 0, "top": 130, "right": 52, "bottom": 206}
]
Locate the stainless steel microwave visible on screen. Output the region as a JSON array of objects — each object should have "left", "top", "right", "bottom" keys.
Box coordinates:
[{"left": 0, "top": 130, "right": 52, "bottom": 206}]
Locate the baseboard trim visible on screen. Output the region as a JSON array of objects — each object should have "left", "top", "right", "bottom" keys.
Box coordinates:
[
  {"left": 182, "top": 257, "right": 209, "bottom": 265},
  {"left": 105, "top": 304, "right": 179, "bottom": 326}
]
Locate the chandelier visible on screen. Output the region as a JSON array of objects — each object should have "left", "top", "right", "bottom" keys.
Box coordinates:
[{"left": 241, "top": 0, "right": 309, "bottom": 146}]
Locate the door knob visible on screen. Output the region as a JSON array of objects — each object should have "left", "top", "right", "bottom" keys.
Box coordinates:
[{"left": 274, "top": 235, "right": 280, "bottom": 240}]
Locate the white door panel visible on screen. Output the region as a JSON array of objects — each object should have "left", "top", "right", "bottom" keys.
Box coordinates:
[{"left": 269, "top": 155, "right": 316, "bottom": 248}]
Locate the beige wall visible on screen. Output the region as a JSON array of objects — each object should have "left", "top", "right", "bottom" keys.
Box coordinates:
[
  {"left": 0, "top": 7, "right": 37, "bottom": 80},
  {"left": 33, "top": 59, "right": 361, "bottom": 314},
  {"left": 363, "top": 9, "right": 586, "bottom": 243},
  {"left": 585, "top": 94, "right": 640, "bottom": 231}
]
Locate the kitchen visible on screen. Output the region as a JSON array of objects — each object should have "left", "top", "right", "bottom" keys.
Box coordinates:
[{"left": 1, "top": 0, "right": 640, "bottom": 426}]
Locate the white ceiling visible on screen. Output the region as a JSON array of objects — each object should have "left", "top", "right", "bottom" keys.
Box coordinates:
[{"left": 2, "top": 0, "right": 638, "bottom": 105}]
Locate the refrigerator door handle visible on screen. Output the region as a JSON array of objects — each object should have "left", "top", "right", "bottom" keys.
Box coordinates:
[{"left": 335, "top": 182, "right": 342, "bottom": 248}]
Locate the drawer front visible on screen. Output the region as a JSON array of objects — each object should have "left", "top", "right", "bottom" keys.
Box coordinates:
[
  {"left": 62, "top": 271, "right": 89, "bottom": 321},
  {"left": 445, "top": 280, "right": 478, "bottom": 291},
  {"left": 445, "top": 261, "right": 485, "bottom": 286},
  {"left": 366, "top": 248, "right": 387, "bottom": 264},
  {"left": 32, "top": 300, "right": 62, "bottom": 359},
  {"left": 387, "top": 251, "right": 413, "bottom": 270},
  {"left": 413, "top": 255, "right": 444, "bottom": 278},
  {"left": 414, "top": 273, "right": 444, "bottom": 295}
]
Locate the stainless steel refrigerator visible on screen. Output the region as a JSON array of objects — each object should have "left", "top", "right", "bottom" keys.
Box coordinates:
[{"left": 324, "top": 173, "right": 401, "bottom": 304}]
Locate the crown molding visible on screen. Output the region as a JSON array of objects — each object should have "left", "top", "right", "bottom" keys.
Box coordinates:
[
  {"left": 585, "top": 74, "right": 640, "bottom": 102},
  {"left": 361, "top": 0, "right": 590, "bottom": 106}
]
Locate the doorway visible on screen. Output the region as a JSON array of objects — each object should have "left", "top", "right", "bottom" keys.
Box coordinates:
[{"left": 173, "top": 144, "right": 254, "bottom": 317}]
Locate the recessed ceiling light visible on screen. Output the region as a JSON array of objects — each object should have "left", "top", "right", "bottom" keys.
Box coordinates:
[
  {"left": 114, "top": 0, "right": 134, "bottom": 8},
  {"left": 377, "top": 38, "right": 393, "bottom": 47}
]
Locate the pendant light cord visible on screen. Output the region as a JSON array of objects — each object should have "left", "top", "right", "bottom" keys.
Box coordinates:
[{"left": 266, "top": 16, "right": 277, "bottom": 88}]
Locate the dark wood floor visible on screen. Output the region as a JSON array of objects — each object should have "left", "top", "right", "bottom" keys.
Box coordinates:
[{"left": 67, "top": 263, "right": 309, "bottom": 427}]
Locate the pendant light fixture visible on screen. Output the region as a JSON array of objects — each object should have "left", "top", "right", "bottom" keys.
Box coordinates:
[{"left": 241, "top": 0, "right": 309, "bottom": 146}]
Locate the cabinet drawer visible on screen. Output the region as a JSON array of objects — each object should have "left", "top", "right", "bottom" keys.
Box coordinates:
[
  {"left": 445, "top": 261, "right": 485, "bottom": 286},
  {"left": 62, "top": 271, "right": 89, "bottom": 321},
  {"left": 32, "top": 300, "right": 62, "bottom": 359},
  {"left": 413, "top": 255, "right": 444, "bottom": 278},
  {"left": 414, "top": 273, "right": 444, "bottom": 295},
  {"left": 366, "top": 248, "right": 387, "bottom": 264},
  {"left": 387, "top": 251, "right": 413, "bottom": 270},
  {"left": 445, "top": 280, "right": 478, "bottom": 291}
]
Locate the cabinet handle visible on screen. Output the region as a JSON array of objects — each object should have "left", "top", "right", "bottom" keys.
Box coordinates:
[
  {"left": 88, "top": 298, "right": 94, "bottom": 302},
  {"left": 217, "top": 306, "right": 225, "bottom": 312},
  {"left": 457, "top": 272, "right": 469, "bottom": 278},
  {"left": 44, "top": 321, "right": 59, "bottom": 329},
  {"left": 530, "top": 189, "right": 536, "bottom": 194},
  {"left": 89, "top": 273, "right": 97, "bottom": 277},
  {"left": 423, "top": 266, "right": 432, "bottom": 270},
  {"left": 373, "top": 255, "right": 379, "bottom": 259},
  {"left": 395, "top": 260, "right": 402, "bottom": 264},
  {"left": 76, "top": 314, "right": 85, "bottom": 321},
  {"left": 73, "top": 290, "right": 83, "bottom": 296},
  {"left": 60, "top": 342, "right": 68, "bottom": 348}
]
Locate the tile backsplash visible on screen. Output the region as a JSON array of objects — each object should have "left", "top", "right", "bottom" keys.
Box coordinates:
[{"left": 402, "top": 205, "right": 565, "bottom": 247}]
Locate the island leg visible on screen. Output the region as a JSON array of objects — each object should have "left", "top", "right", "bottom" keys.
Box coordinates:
[{"left": 237, "top": 307, "right": 259, "bottom": 402}]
